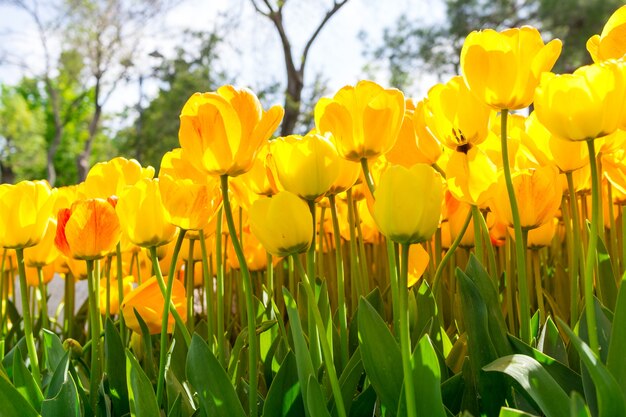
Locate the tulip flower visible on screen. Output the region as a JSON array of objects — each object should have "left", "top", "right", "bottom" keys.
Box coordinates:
[
  {"left": 121, "top": 276, "right": 187, "bottom": 334},
  {"left": 100, "top": 275, "right": 134, "bottom": 316},
  {"left": 24, "top": 218, "right": 60, "bottom": 267},
  {"left": 116, "top": 178, "right": 177, "bottom": 248},
  {"left": 315, "top": 80, "right": 405, "bottom": 161},
  {"left": 490, "top": 165, "right": 562, "bottom": 230},
  {"left": 249, "top": 191, "right": 313, "bottom": 257},
  {"left": 534, "top": 61, "right": 626, "bottom": 142},
  {"left": 84, "top": 157, "right": 155, "bottom": 199},
  {"left": 445, "top": 146, "right": 498, "bottom": 206},
  {"left": 239, "top": 142, "right": 280, "bottom": 196},
  {"left": 372, "top": 164, "right": 443, "bottom": 244},
  {"left": 178, "top": 85, "right": 284, "bottom": 177},
  {"left": 414, "top": 100, "right": 444, "bottom": 165},
  {"left": 160, "top": 148, "right": 211, "bottom": 184},
  {"left": 406, "top": 244, "right": 430, "bottom": 288},
  {"left": 587, "top": 5, "right": 626, "bottom": 62},
  {"left": 55, "top": 198, "right": 121, "bottom": 260},
  {"left": 0, "top": 180, "right": 55, "bottom": 249},
  {"left": 159, "top": 174, "right": 222, "bottom": 231},
  {"left": 271, "top": 132, "right": 342, "bottom": 201},
  {"left": 226, "top": 230, "right": 271, "bottom": 272},
  {"left": 385, "top": 100, "right": 432, "bottom": 167},
  {"left": 460, "top": 26, "right": 562, "bottom": 110}
]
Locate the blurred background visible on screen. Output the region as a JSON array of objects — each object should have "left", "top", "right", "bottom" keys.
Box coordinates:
[{"left": 0, "top": 0, "right": 619, "bottom": 186}]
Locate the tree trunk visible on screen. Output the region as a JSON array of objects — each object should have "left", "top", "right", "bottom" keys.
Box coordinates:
[
  {"left": 281, "top": 71, "right": 304, "bottom": 136},
  {"left": 0, "top": 161, "right": 16, "bottom": 184},
  {"left": 77, "top": 103, "right": 102, "bottom": 181}
]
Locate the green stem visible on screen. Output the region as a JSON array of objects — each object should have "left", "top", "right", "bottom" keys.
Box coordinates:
[
  {"left": 216, "top": 208, "right": 226, "bottom": 366},
  {"left": 221, "top": 175, "right": 258, "bottom": 417},
  {"left": 186, "top": 238, "right": 195, "bottom": 334},
  {"left": 199, "top": 229, "right": 215, "bottom": 346},
  {"left": 66, "top": 272, "right": 75, "bottom": 338},
  {"left": 584, "top": 139, "right": 600, "bottom": 356},
  {"left": 307, "top": 200, "right": 321, "bottom": 370},
  {"left": 622, "top": 205, "right": 626, "bottom": 277},
  {"left": 433, "top": 211, "right": 472, "bottom": 296},
  {"left": 86, "top": 259, "right": 101, "bottom": 410},
  {"left": 471, "top": 205, "right": 484, "bottom": 264},
  {"left": 399, "top": 244, "right": 418, "bottom": 417},
  {"left": 116, "top": 243, "right": 126, "bottom": 343},
  {"left": 475, "top": 206, "right": 498, "bottom": 279},
  {"left": 353, "top": 197, "right": 371, "bottom": 292},
  {"left": 360, "top": 158, "right": 376, "bottom": 196},
  {"left": 37, "top": 266, "right": 48, "bottom": 331},
  {"left": 15, "top": 248, "right": 40, "bottom": 385},
  {"left": 566, "top": 172, "right": 582, "bottom": 327},
  {"left": 293, "top": 255, "right": 347, "bottom": 417},
  {"left": 500, "top": 109, "right": 530, "bottom": 343},
  {"left": 346, "top": 189, "right": 363, "bottom": 302},
  {"left": 329, "top": 194, "right": 348, "bottom": 370},
  {"left": 532, "top": 250, "right": 545, "bottom": 324}
]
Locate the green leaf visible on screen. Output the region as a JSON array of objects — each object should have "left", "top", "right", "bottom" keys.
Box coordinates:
[
  {"left": 569, "top": 392, "right": 592, "bottom": 417},
  {"left": 498, "top": 407, "right": 539, "bottom": 416},
  {"left": 263, "top": 352, "right": 305, "bottom": 417},
  {"left": 306, "top": 375, "right": 332, "bottom": 417},
  {"left": 597, "top": 237, "right": 617, "bottom": 310},
  {"left": 186, "top": 334, "right": 246, "bottom": 417},
  {"left": 357, "top": 297, "right": 402, "bottom": 415},
  {"left": 12, "top": 345, "right": 43, "bottom": 410},
  {"left": 348, "top": 385, "right": 376, "bottom": 417},
  {"left": 558, "top": 318, "right": 626, "bottom": 417},
  {"left": 167, "top": 393, "right": 182, "bottom": 417},
  {"left": 42, "top": 329, "right": 65, "bottom": 372},
  {"left": 331, "top": 348, "right": 363, "bottom": 417},
  {"left": 607, "top": 272, "right": 626, "bottom": 399},
  {"left": 104, "top": 318, "right": 129, "bottom": 416},
  {"left": 283, "top": 288, "right": 316, "bottom": 417},
  {"left": 484, "top": 354, "right": 569, "bottom": 417},
  {"left": 41, "top": 353, "right": 80, "bottom": 417},
  {"left": 133, "top": 308, "right": 156, "bottom": 380},
  {"left": 0, "top": 366, "right": 40, "bottom": 417},
  {"left": 126, "top": 349, "right": 160, "bottom": 417},
  {"left": 537, "top": 317, "right": 568, "bottom": 366}
]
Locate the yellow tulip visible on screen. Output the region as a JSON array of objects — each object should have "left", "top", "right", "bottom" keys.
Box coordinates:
[
  {"left": 443, "top": 191, "right": 475, "bottom": 248},
  {"left": 490, "top": 165, "right": 562, "bottom": 230},
  {"left": 461, "top": 26, "right": 562, "bottom": 110},
  {"left": 425, "top": 75, "right": 492, "bottom": 151},
  {"left": 159, "top": 148, "right": 212, "bottom": 184},
  {"left": 271, "top": 132, "right": 342, "bottom": 201},
  {"left": 159, "top": 174, "right": 222, "bottom": 231},
  {"left": 385, "top": 100, "right": 432, "bottom": 167},
  {"left": 587, "top": 5, "right": 626, "bottom": 62},
  {"left": 315, "top": 80, "right": 405, "bottom": 161},
  {"left": 414, "top": 100, "right": 444, "bottom": 165},
  {"left": 249, "top": 191, "right": 312, "bottom": 257},
  {"left": 372, "top": 164, "right": 443, "bottom": 244},
  {"left": 406, "top": 244, "right": 430, "bottom": 288},
  {"left": 239, "top": 141, "right": 280, "bottom": 196},
  {"left": 24, "top": 218, "right": 60, "bottom": 267},
  {"left": 117, "top": 179, "right": 177, "bottom": 248},
  {"left": 0, "top": 180, "right": 55, "bottom": 249},
  {"left": 534, "top": 61, "right": 626, "bottom": 141},
  {"left": 227, "top": 230, "right": 271, "bottom": 272},
  {"left": 99, "top": 275, "right": 134, "bottom": 316},
  {"left": 178, "top": 85, "right": 284, "bottom": 177},
  {"left": 526, "top": 218, "right": 558, "bottom": 249},
  {"left": 84, "top": 157, "right": 155, "bottom": 199},
  {"left": 445, "top": 146, "right": 498, "bottom": 207},
  {"left": 23, "top": 263, "right": 56, "bottom": 287},
  {"left": 54, "top": 198, "right": 121, "bottom": 260},
  {"left": 121, "top": 276, "right": 187, "bottom": 335}
]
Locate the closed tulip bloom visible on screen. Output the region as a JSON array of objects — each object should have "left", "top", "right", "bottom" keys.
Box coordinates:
[
  {"left": 385, "top": 101, "right": 432, "bottom": 167},
  {"left": 526, "top": 218, "right": 558, "bottom": 249},
  {"left": 461, "top": 26, "right": 562, "bottom": 110},
  {"left": 227, "top": 230, "right": 271, "bottom": 272},
  {"left": 84, "top": 157, "right": 155, "bottom": 199},
  {"left": 23, "top": 263, "right": 56, "bottom": 287},
  {"left": 178, "top": 85, "right": 284, "bottom": 177},
  {"left": 271, "top": 132, "right": 342, "bottom": 201},
  {"left": 414, "top": 100, "right": 444, "bottom": 165},
  {"left": 159, "top": 174, "right": 222, "bottom": 231},
  {"left": 24, "top": 218, "right": 60, "bottom": 267},
  {"left": 372, "top": 164, "right": 443, "bottom": 244},
  {"left": 121, "top": 276, "right": 187, "bottom": 334},
  {"left": 425, "top": 76, "right": 492, "bottom": 151},
  {"left": 239, "top": 142, "right": 280, "bottom": 196},
  {"left": 490, "top": 165, "right": 562, "bottom": 230},
  {"left": 117, "top": 178, "right": 177, "bottom": 248},
  {"left": 249, "top": 191, "right": 313, "bottom": 257},
  {"left": 0, "top": 180, "right": 55, "bottom": 249},
  {"left": 444, "top": 191, "right": 475, "bottom": 248},
  {"left": 587, "top": 6, "right": 626, "bottom": 62},
  {"left": 100, "top": 276, "right": 134, "bottom": 316},
  {"left": 534, "top": 61, "right": 626, "bottom": 141},
  {"left": 406, "top": 244, "right": 430, "bottom": 288},
  {"left": 55, "top": 198, "right": 121, "bottom": 260},
  {"left": 327, "top": 152, "right": 361, "bottom": 195},
  {"left": 315, "top": 80, "right": 405, "bottom": 161}
]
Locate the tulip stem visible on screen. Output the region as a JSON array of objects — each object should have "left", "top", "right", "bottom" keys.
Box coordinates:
[
  {"left": 566, "top": 172, "right": 582, "bottom": 327},
  {"left": 186, "top": 238, "right": 195, "bottom": 334},
  {"left": 500, "top": 109, "right": 530, "bottom": 343},
  {"left": 360, "top": 158, "right": 376, "bottom": 198},
  {"left": 584, "top": 139, "right": 600, "bottom": 356},
  {"left": 399, "top": 244, "right": 418, "bottom": 417},
  {"left": 433, "top": 210, "right": 472, "bottom": 296},
  {"left": 37, "top": 266, "right": 49, "bottom": 331},
  {"left": 471, "top": 205, "right": 484, "bottom": 265},
  {"left": 293, "top": 255, "right": 347, "bottom": 417},
  {"left": 15, "top": 248, "right": 40, "bottom": 386},
  {"left": 346, "top": 189, "right": 364, "bottom": 301},
  {"left": 116, "top": 243, "right": 126, "bottom": 343},
  {"left": 329, "top": 194, "right": 349, "bottom": 370},
  {"left": 221, "top": 175, "right": 258, "bottom": 417},
  {"left": 199, "top": 229, "right": 215, "bottom": 348},
  {"left": 215, "top": 209, "right": 227, "bottom": 366},
  {"left": 307, "top": 200, "right": 322, "bottom": 370},
  {"left": 85, "top": 258, "right": 101, "bottom": 410}
]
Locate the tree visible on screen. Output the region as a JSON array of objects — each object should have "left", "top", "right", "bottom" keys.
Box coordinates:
[{"left": 249, "top": 0, "right": 350, "bottom": 136}]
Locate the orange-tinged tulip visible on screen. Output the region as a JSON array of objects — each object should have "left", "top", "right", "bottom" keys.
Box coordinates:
[
  {"left": 445, "top": 146, "right": 498, "bottom": 206},
  {"left": 385, "top": 101, "right": 432, "bottom": 167},
  {"left": 534, "top": 61, "right": 626, "bottom": 141},
  {"left": 159, "top": 174, "right": 222, "bottom": 231},
  {"left": 526, "top": 218, "right": 558, "bottom": 249},
  {"left": 425, "top": 76, "right": 492, "bottom": 151},
  {"left": 249, "top": 191, "right": 313, "bottom": 257},
  {"left": 121, "top": 276, "right": 187, "bottom": 335},
  {"left": 0, "top": 180, "right": 55, "bottom": 249},
  {"left": 55, "top": 198, "right": 121, "bottom": 260},
  {"left": 406, "top": 244, "right": 430, "bottom": 288},
  {"left": 271, "top": 132, "right": 342, "bottom": 201},
  {"left": 117, "top": 178, "right": 177, "bottom": 248},
  {"left": 100, "top": 276, "right": 134, "bottom": 315},
  {"left": 23, "top": 263, "right": 56, "bottom": 287},
  {"left": 178, "top": 86, "right": 284, "bottom": 177},
  {"left": 414, "top": 100, "right": 444, "bottom": 165},
  {"left": 490, "top": 165, "right": 562, "bottom": 230},
  {"left": 372, "top": 164, "right": 443, "bottom": 244},
  {"left": 24, "top": 218, "right": 60, "bottom": 267},
  {"left": 239, "top": 142, "right": 280, "bottom": 196},
  {"left": 461, "top": 26, "right": 562, "bottom": 110},
  {"left": 444, "top": 191, "right": 475, "bottom": 248},
  {"left": 84, "top": 157, "right": 155, "bottom": 199},
  {"left": 315, "top": 80, "right": 405, "bottom": 161},
  {"left": 227, "top": 230, "right": 271, "bottom": 272},
  {"left": 587, "top": 6, "right": 626, "bottom": 62},
  {"left": 159, "top": 148, "right": 211, "bottom": 184}
]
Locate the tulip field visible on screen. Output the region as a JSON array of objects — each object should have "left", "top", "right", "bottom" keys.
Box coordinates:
[{"left": 3, "top": 6, "right": 626, "bottom": 417}]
